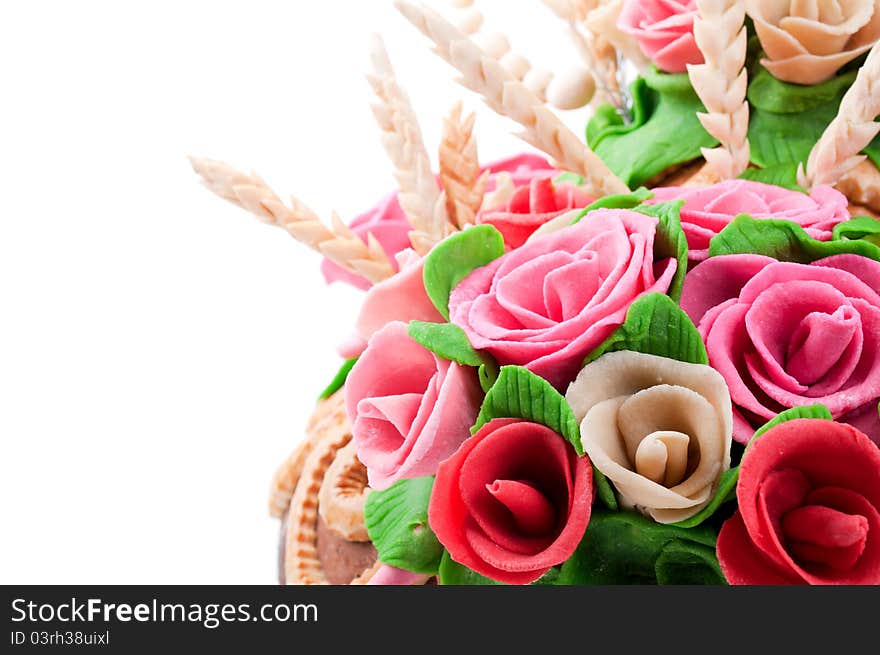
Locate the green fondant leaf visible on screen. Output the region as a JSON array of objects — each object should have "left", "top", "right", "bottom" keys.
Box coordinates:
[
  {"left": 438, "top": 551, "right": 502, "bottom": 585},
  {"left": 738, "top": 163, "right": 803, "bottom": 191},
  {"left": 472, "top": 365, "right": 583, "bottom": 454},
  {"left": 364, "top": 476, "right": 444, "bottom": 575},
  {"left": 747, "top": 67, "right": 856, "bottom": 113},
  {"left": 709, "top": 214, "right": 880, "bottom": 262},
  {"left": 749, "top": 403, "right": 834, "bottom": 447},
  {"left": 586, "top": 69, "right": 717, "bottom": 188},
  {"left": 555, "top": 511, "right": 723, "bottom": 585},
  {"left": 584, "top": 293, "right": 708, "bottom": 367},
  {"left": 592, "top": 468, "right": 618, "bottom": 512},
  {"left": 407, "top": 321, "right": 492, "bottom": 368},
  {"left": 671, "top": 467, "right": 739, "bottom": 529},
  {"left": 572, "top": 187, "right": 654, "bottom": 221},
  {"left": 318, "top": 358, "right": 358, "bottom": 400},
  {"left": 634, "top": 200, "right": 689, "bottom": 301},
  {"left": 422, "top": 224, "right": 505, "bottom": 320},
  {"left": 833, "top": 216, "right": 880, "bottom": 247},
  {"left": 654, "top": 540, "right": 726, "bottom": 585},
  {"left": 478, "top": 359, "right": 500, "bottom": 394},
  {"left": 746, "top": 67, "right": 880, "bottom": 177}
]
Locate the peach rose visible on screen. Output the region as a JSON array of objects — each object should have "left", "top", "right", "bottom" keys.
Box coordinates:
[{"left": 747, "top": 0, "right": 880, "bottom": 84}]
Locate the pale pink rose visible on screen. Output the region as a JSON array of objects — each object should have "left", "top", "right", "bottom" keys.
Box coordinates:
[
  {"left": 345, "top": 321, "right": 484, "bottom": 491},
  {"left": 650, "top": 180, "right": 850, "bottom": 262},
  {"left": 618, "top": 0, "right": 703, "bottom": 73},
  {"left": 337, "top": 250, "right": 444, "bottom": 360},
  {"left": 449, "top": 209, "right": 678, "bottom": 390},
  {"left": 476, "top": 177, "right": 594, "bottom": 250},
  {"left": 321, "top": 191, "right": 413, "bottom": 291},
  {"left": 321, "top": 154, "right": 556, "bottom": 289},
  {"left": 681, "top": 254, "right": 880, "bottom": 445}
]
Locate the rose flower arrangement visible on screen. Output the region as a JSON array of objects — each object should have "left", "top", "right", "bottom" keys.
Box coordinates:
[{"left": 193, "top": 0, "right": 880, "bottom": 585}]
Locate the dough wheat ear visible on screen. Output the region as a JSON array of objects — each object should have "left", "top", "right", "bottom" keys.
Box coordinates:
[
  {"left": 800, "top": 40, "right": 880, "bottom": 191},
  {"left": 189, "top": 157, "right": 394, "bottom": 284},
  {"left": 395, "top": 0, "right": 629, "bottom": 197},
  {"left": 687, "top": 0, "right": 750, "bottom": 180},
  {"left": 367, "top": 34, "right": 450, "bottom": 254},
  {"left": 439, "top": 102, "right": 488, "bottom": 228}
]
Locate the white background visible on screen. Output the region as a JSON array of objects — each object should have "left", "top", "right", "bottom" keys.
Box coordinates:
[{"left": 0, "top": 1, "right": 588, "bottom": 583}]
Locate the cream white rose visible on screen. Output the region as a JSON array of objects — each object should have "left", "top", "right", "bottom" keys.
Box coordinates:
[
  {"left": 565, "top": 351, "right": 732, "bottom": 524},
  {"left": 747, "top": 0, "right": 880, "bottom": 84}
]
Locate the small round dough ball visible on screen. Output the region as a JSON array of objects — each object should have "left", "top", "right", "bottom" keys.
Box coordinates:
[{"left": 546, "top": 66, "right": 596, "bottom": 110}]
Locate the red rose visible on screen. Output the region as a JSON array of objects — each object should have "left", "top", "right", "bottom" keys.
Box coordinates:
[
  {"left": 717, "top": 419, "right": 880, "bottom": 585},
  {"left": 428, "top": 418, "right": 593, "bottom": 584},
  {"left": 476, "top": 177, "right": 593, "bottom": 249}
]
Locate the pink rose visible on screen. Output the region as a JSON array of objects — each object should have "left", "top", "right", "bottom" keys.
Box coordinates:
[
  {"left": 681, "top": 254, "right": 880, "bottom": 445},
  {"left": 338, "top": 251, "right": 444, "bottom": 359},
  {"left": 344, "top": 321, "right": 484, "bottom": 491},
  {"left": 449, "top": 209, "right": 678, "bottom": 390},
  {"left": 651, "top": 180, "right": 850, "bottom": 262},
  {"left": 322, "top": 153, "right": 556, "bottom": 289},
  {"left": 476, "top": 177, "right": 594, "bottom": 250},
  {"left": 618, "top": 0, "right": 703, "bottom": 73},
  {"left": 321, "top": 192, "right": 413, "bottom": 291}
]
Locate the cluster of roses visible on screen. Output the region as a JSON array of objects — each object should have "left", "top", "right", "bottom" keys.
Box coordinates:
[
  {"left": 324, "top": 154, "right": 880, "bottom": 585},
  {"left": 618, "top": 0, "right": 880, "bottom": 84}
]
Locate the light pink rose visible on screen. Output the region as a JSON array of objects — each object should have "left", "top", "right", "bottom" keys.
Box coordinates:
[
  {"left": 449, "top": 209, "right": 678, "bottom": 390},
  {"left": 321, "top": 153, "right": 556, "bottom": 289},
  {"left": 618, "top": 0, "right": 703, "bottom": 73},
  {"left": 476, "top": 177, "right": 594, "bottom": 250},
  {"left": 650, "top": 180, "right": 851, "bottom": 263},
  {"left": 345, "top": 321, "right": 484, "bottom": 490},
  {"left": 337, "top": 251, "right": 444, "bottom": 359},
  {"left": 321, "top": 192, "right": 413, "bottom": 291},
  {"left": 681, "top": 254, "right": 880, "bottom": 445}
]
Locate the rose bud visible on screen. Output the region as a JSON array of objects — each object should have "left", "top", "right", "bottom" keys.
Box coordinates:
[
  {"left": 429, "top": 418, "right": 593, "bottom": 584},
  {"left": 717, "top": 418, "right": 880, "bottom": 585}
]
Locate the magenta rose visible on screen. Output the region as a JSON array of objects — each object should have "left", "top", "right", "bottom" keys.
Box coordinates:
[
  {"left": 651, "top": 180, "right": 850, "bottom": 262},
  {"left": 449, "top": 209, "right": 678, "bottom": 390},
  {"left": 344, "top": 321, "right": 484, "bottom": 490},
  {"left": 429, "top": 418, "right": 593, "bottom": 584},
  {"left": 322, "top": 153, "right": 557, "bottom": 289},
  {"left": 681, "top": 253, "right": 880, "bottom": 445},
  {"left": 476, "top": 177, "right": 594, "bottom": 250},
  {"left": 618, "top": 0, "right": 703, "bottom": 73}
]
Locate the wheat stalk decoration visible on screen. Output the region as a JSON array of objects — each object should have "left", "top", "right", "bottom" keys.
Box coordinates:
[
  {"left": 687, "top": 0, "right": 750, "bottom": 180},
  {"left": 189, "top": 157, "right": 394, "bottom": 284},
  {"left": 395, "top": 0, "right": 629, "bottom": 197},
  {"left": 367, "top": 33, "right": 451, "bottom": 254},
  {"left": 439, "top": 101, "right": 488, "bottom": 228},
  {"left": 799, "top": 40, "right": 880, "bottom": 191}
]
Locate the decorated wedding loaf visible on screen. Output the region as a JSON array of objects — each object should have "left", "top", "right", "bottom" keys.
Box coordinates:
[{"left": 193, "top": 0, "right": 880, "bottom": 585}]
